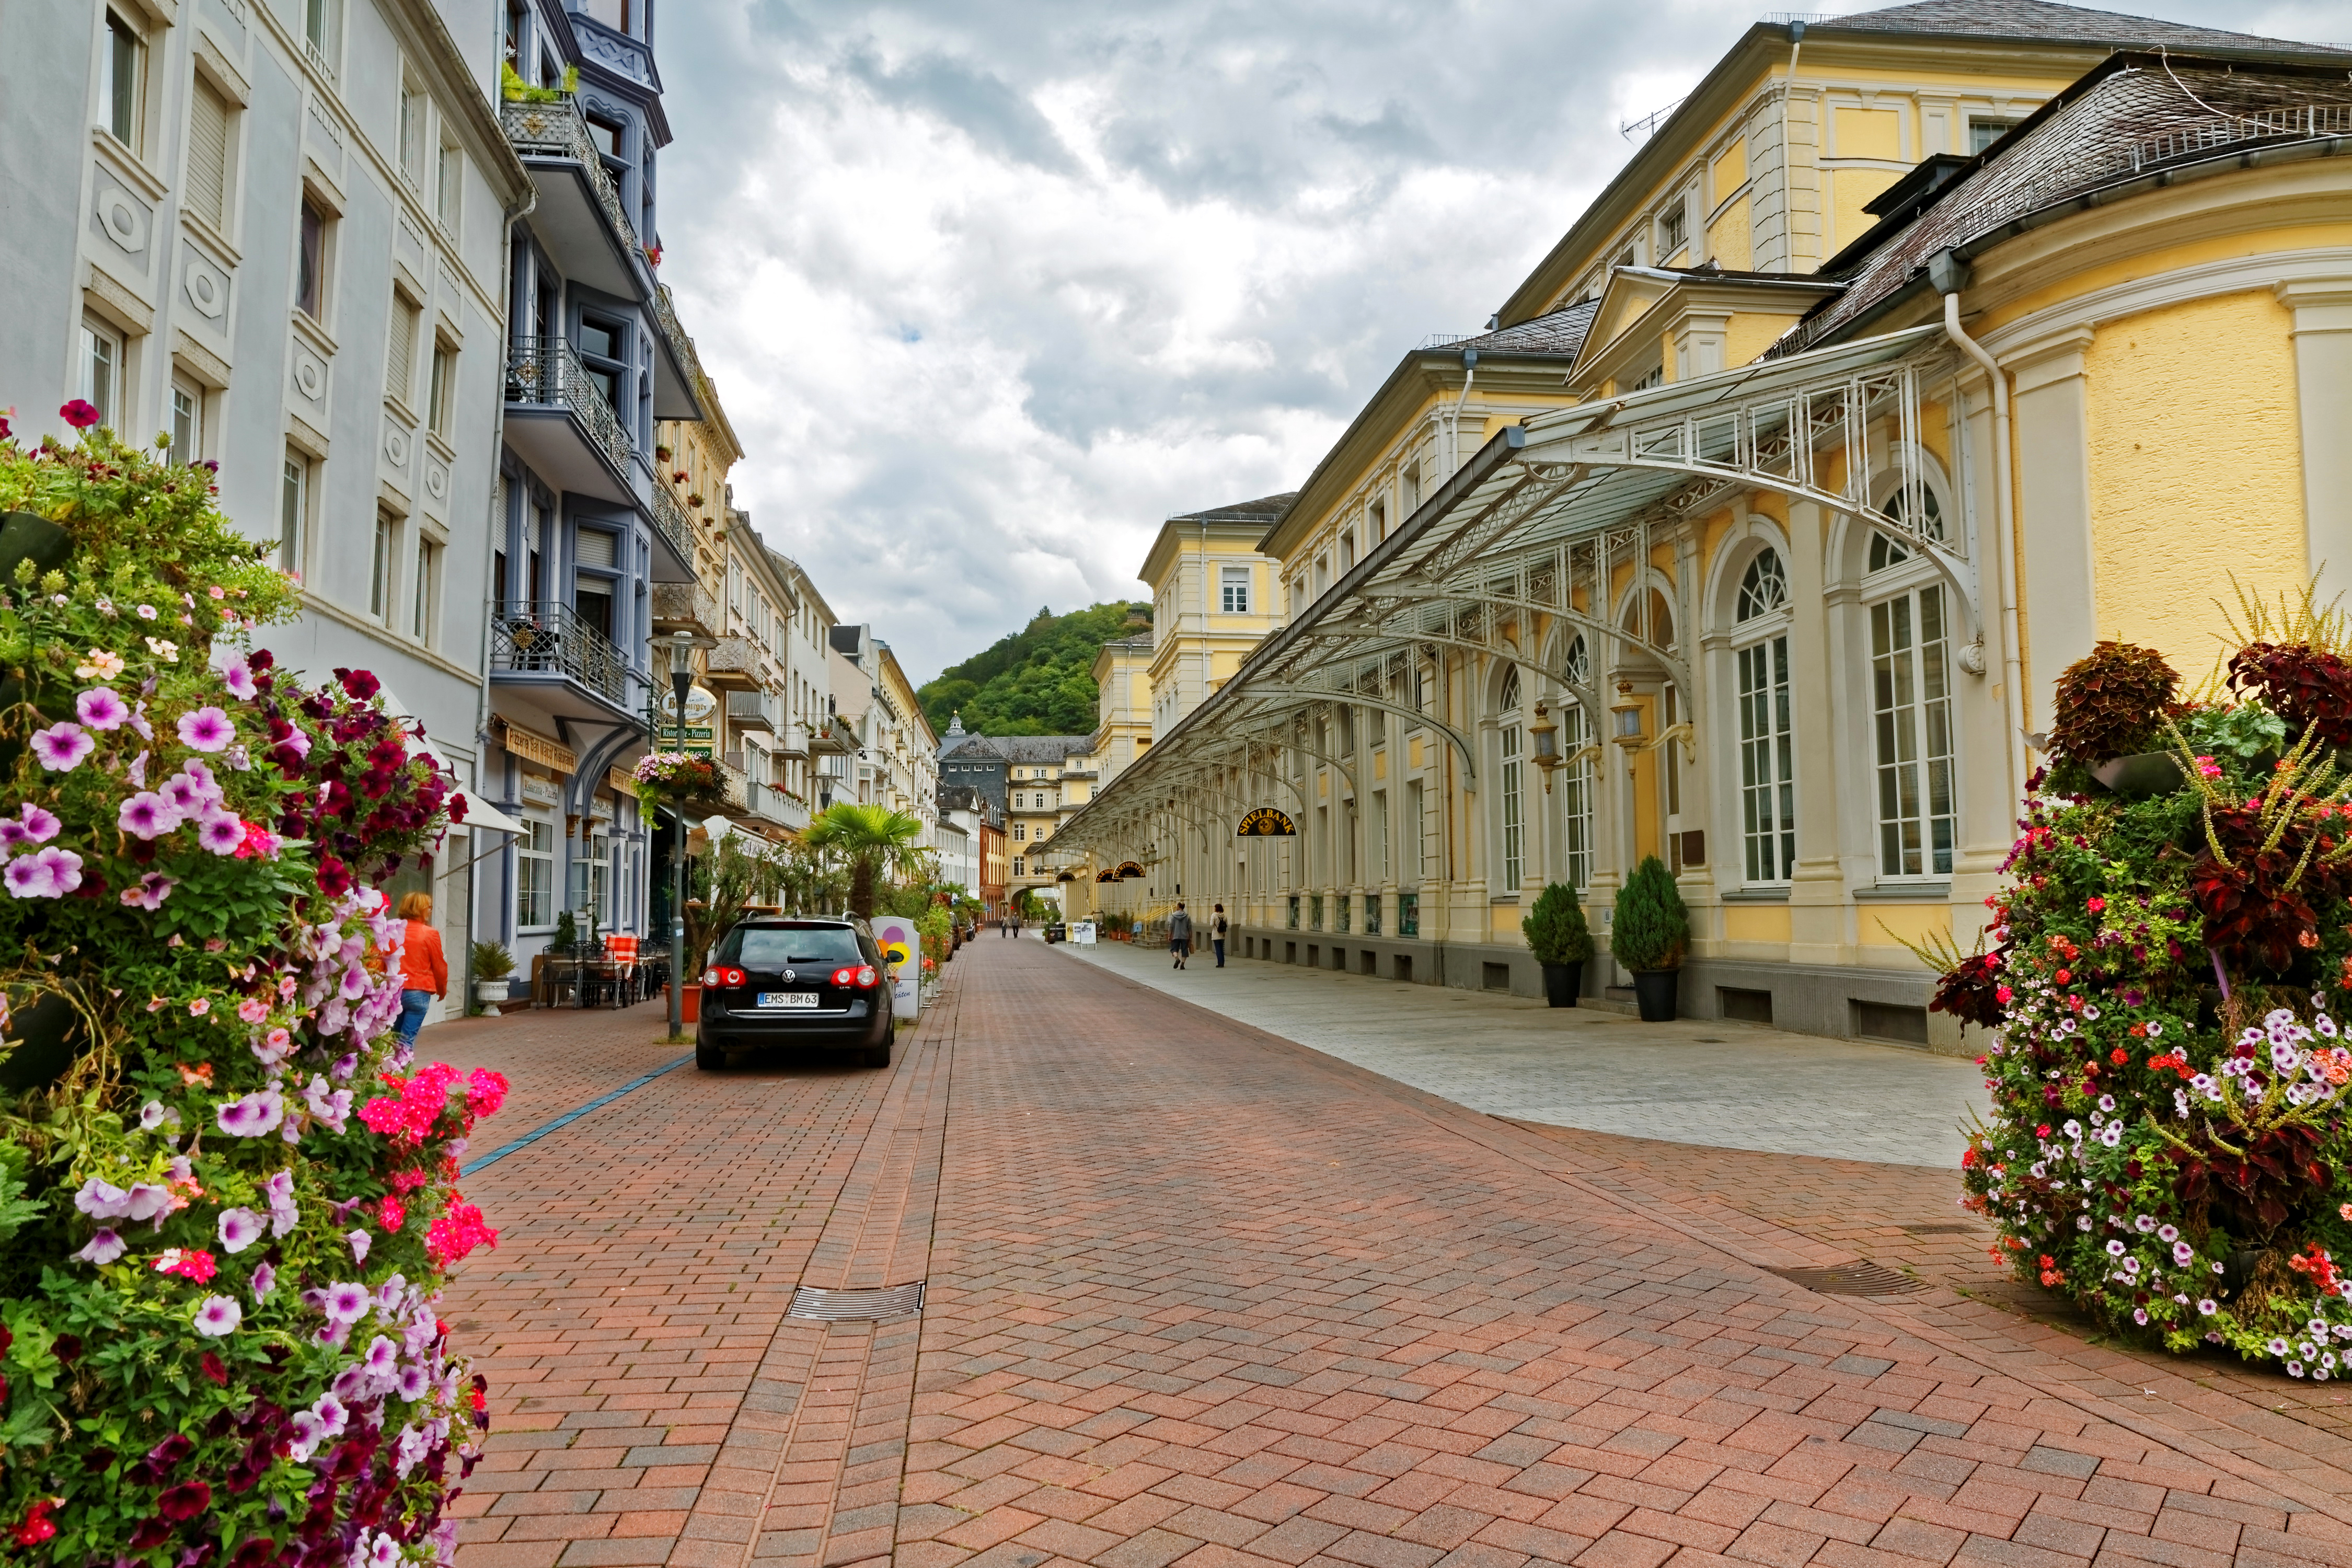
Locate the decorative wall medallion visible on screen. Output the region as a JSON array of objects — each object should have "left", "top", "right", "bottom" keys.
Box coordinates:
[
  {"left": 89, "top": 169, "right": 152, "bottom": 263},
  {"left": 181, "top": 250, "right": 229, "bottom": 319},
  {"left": 384, "top": 425, "right": 410, "bottom": 465},
  {"left": 424, "top": 460, "right": 449, "bottom": 502},
  {"left": 291, "top": 345, "right": 328, "bottom": 404}
]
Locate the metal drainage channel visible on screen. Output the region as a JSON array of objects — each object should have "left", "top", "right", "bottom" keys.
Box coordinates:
[
  {"left": 1767, "top": 1262, "right": 1926, "bottom": 1297},
  {"left": 787, "top": 1282, "right": 926, "bottom": 1322}
]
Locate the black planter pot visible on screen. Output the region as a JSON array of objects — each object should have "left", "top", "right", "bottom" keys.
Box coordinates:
[
  {"left": 1541, "top": 961, "right": 1583, "bottom": 1008},
  {"left": 1632, "top": 968, "right": 1680, "bottom": 1022}
]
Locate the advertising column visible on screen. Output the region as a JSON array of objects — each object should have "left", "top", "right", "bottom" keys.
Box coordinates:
[{"left": 870, "top": 914, "right": 921, "bottom": 1020}]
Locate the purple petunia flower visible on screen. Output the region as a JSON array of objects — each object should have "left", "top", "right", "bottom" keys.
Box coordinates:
[
  {"left": 117, "top": 791, "right": 182, "bottom": 839},
  {"left": 3, "top": 847, "right": 79, "bottom": 900},
  {"left": 348, "top": 1228, "right": 372, "bottom": 1264},
  {"left": 32, "top": 846, "right": 80, "bottom": 895},
  {"left": 123, "top": 1182, "right": 171, "bottom": 1222},
  {"left": 137, "top": 1100, "right": 172, "bottom": 1132},
  {"left": 29, "top": 722, "right": 92, "bottom": 771},
  {"left": 197, "top": 809, "right": 245, "bottom": 856},
  {"left": 323, "top": 1282, "right": 371, "bottom": 1325},
  {"left": 14, "top": 804, "right": 57, "bottom": 844},
  {"left": 75, "top": 1178, "right": 131, "bottom": 1218},
  {"left": 264, "top": 1169, "right": 299, "bottom": 1236},
  {"left": 215, "top": 1090, "right": 285, "bottom": 1138},
  {"left": 363, "top": 1335, "right": 400, "bottom": 1380},
  {"left": 177, "top": 706, "right": 233, "bottom": 752},
  {"left": 119, "top": 871, "right": 178, "bottom": 910},
  {"left": 193, "top": 1295, "right": 243, "bottom": 1336},
  {"left": 396, "top": 1364, "right": 431, "bottom": 1403},
  {"left": 74, "top": 1228, "right": 126, "bottom": 1265},
  {"left": 128, "top": 701, "right": 152, "bottom": 741},
  {"left": 305, "top": 1076, "right": 352, "bottom": 1132},
  {"left": 159, "top": 773, "right": 209, "bottom": 814},
  {"left": 251, "top": 1260, "right": 278, "bottom": 1301},
  {"left": 75, "top": 686, "right": 130, "bottom": 730},
  {"left": 220, "top": 655, "right": 257, "bottom": 700},
  {"left": 179, "top": 758, "right": 221, "bottom": 800},
  {"left": 217, "top": 1206, "right": 265, "bottom": 1253},
  {"left": 125, "top": 748, "right": 148, "bottom": 787}
]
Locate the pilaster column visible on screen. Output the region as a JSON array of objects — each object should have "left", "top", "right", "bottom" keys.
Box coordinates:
[
  {"left": 2278, "top": 279, "right": 2352, "bottom": 607},
  {"left": 1783, "top": 498, "right": 1846, "bottom": 964},
  {"left": 2002, "top": 326, "right": 2099, "bottom": 731}
]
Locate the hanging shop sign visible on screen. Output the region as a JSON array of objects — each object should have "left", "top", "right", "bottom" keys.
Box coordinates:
[
  {"left": 658, "top": 684, "right": 720, "bottom": 724},
  {"left": 1235, "top": 808, "right": 1297, "bottom": 837},
  {"left": 1114, "top": 861, "right": 1146, "bottom": 879},
  {"left": 500, "top": 723, "right": 576, "bottom": 774}
]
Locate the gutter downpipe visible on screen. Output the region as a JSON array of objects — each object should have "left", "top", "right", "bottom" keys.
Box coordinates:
[
  {"left": 1930, "top": 250, "right": 2027, "bottom": 810},
  {"left": 1450, "top": 348, "right": 1479, "bottom": 475},
  {"left": 1780, "top": 21, "right": 1805, "bottom": 259}
]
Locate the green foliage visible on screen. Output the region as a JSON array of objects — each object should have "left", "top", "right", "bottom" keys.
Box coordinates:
[
  {"left": 803, "top": 803, "right": 928, "bottom": 918},
  {"left": 2049, "top": 641, "right": 2182, "bottom": 768},
  {"left": 469, "top": 940, "right": 516, "bottom": 981},
  {"left": 1610, "top": 856, "right": 1688, "bottom": 971},
  {"left": 683, "top": 834, "right": 769, "bottom": 975},
  {"left": 550, "top": 909, "right": 579, "bottom": 957},
  {"left": 1012, "top": 887, "right": 1050, "bottom": 921},
  {"left": 1523, "top": 882, "right": 1592, "bottom": 966},
  {"left": 916, "top": 602, "right": 1148, "bottom": 737}
]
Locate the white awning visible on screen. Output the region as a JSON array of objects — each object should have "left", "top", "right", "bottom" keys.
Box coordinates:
[{"left": 455, "top": 794, "right": 529, "bottom": 836}]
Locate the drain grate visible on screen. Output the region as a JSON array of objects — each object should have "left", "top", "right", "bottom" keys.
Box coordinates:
[
  {"left": 1768, "top": 1262, "right": 1926, "bottom": 1297},
  {"left": 787, "top": 1282, "right": 926, "bottom": 1321},
  {"left": 1901, "top": 1224, "right": 1976, "bottom": 1236}
]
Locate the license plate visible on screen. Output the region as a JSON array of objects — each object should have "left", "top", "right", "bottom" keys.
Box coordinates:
[{"left": 758, "top": 991, "right": 818, "bottom": 1009}]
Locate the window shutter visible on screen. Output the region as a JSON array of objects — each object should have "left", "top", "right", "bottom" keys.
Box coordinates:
[
  {"left": 576, "top": 529, "right": 616, "bottom": 568},
  {"left": 187, "top": 75, "right": 230, "bottom": 229},
  {"left": 388, "top": 299, "right": 418, "bottom": 406}
]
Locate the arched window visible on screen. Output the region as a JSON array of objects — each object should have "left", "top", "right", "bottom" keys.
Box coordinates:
[
  {"left": 1730, "top": 555, "right": 1795, "bottom": 883},
  {"left": 1867, "top": 486, "right": 1942, "bottom": 573},
  {"left": 1497, "top": 666, "right": 1524, "bottom": 891},
  {"left": 1559, "top": 637, "right": 1592, "bottom": 891}
]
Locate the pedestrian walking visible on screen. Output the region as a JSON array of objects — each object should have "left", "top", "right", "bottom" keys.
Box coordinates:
[
  {"left": 1168, "top": 902, "right": 1193, "bottom": 969},
  {"left": 393, "top": 891, "right": 447, "bottom": 1051},
  {"left": 1212, "top": 904, "right": 1228, "bottom": 967}
]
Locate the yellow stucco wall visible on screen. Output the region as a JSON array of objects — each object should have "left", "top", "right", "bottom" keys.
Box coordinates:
[
  {"left": 1712, "top": 137, "right": 1746, "bottom": 201},
  {"left": 1708, "top": 195, "right": 1753, "bottom": 271},
  {"left": 1723, "top": 903, "right": 1791, "bottom": 943},
  {"left": 1725, "top": 310, "right": 1801, "bottom": 372},
  {"left": 1863, "top": 904, "right": 1952, "bottom": 947},
  {"left": 2083, "top": 290, "right": 2307, "bottom": 677},
  {"left": 1831, "top": 167, "right": 1900, "bottom": 258},
  {"left": 1833, "top": 107, "right": 1902, "bottom": 160},
  {"left": 1981, "top": 224, "right": 2352, "bottom": 337}
]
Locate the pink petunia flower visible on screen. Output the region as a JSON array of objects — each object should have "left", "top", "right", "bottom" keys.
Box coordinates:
[
  {"left": 322, "top": 1283, "right": 371, "bottom": 1325},
  {"left": 117, "top": 791, "right": 180, "bottom": 839},
  {"left": 74, "top": 1228, "right": 126, "bottom": 1265},
  {"left": 177, "top": 707, "right": 233, "bottom": 752},
  {"left": 0, "top": 804, "right": 61, "bottom": 848},
  {"left": 216, "top": 1207, "right": 264, "bottom": 1253},
  {"left": 237, "top": 997, "right": 269, "bottom": 1024},
  {"left": 29, "top": 723, "right": 92, "bottom": 771},
  {"left": 75, "top": 686, "right": 130, "bottom": 730},
  {"left": 187, "top": 997, "right": 210, "bottom": 1017},
  {"left": 193, "top": 1295, "right": 243, "bottom": 1335},
  {"left": 215, "top": 1090, "right": 285, "bottom": 1138},
  {"left": 250, "top": 1259, "right": 277, "bottom": 1301},
  {"left": 221, "top": 656, "right": 256, "bottom": 700},
  {"left": 119, "top": 871, "right": 178, "bottom": 910},
  {"left": 196, "top": 810, "right": 245, "bottom": 856}
]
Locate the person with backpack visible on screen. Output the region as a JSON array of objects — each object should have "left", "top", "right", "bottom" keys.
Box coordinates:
[
  {"left": 1211, "top": 904, "right": 1228, "bottom": 967},
  {"left": 1168, "top": 903, "right": 1193, "bottom": 970}
]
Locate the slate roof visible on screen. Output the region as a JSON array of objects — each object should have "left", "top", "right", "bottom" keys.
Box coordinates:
[
  {"left": 1169, "top": 493, "right": 1298, "bottom": 525},
  {"left": 1778, "top": 54, "right": 2352, "bottom": 355},
  {"left": 1454, "top": 299, "right": 1601, "bottom": 358},
  {"left": 938, "top": 733, "right": 1094, "bottom": 763},
  {"left": 1820, "top": 0, "right": 2341, "bottom": 55}
]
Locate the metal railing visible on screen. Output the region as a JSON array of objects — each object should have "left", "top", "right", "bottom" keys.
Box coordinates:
[
  {"left": 489, "top": 600, "right": 629, "bottom": 704},
  {"left": 651, "top": 284, "right": 711, "bottom": 415},
  {"left": 647, "top": 479, "right": 695, "bottom": 568},
  {"left": 649, "top": 580, "right": 720, "bottom": 634},
  {"left": 505, "top": 338, "right": 633, "bottom": 479},
  {"left": 499, "top": 96, "right": 640, "bottom": 259},
  {"left": 725, "top": 689, "right": 780, "bottom": 731},
  {"left": 705, "top": 635, "right": 764, "bottom": 683}
]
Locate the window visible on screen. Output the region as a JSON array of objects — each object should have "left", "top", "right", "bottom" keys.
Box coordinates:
[
  {"left": 515, "top": 816, "right": 554, "bottom": 928},
  {"left": 1364, "top": 893, "right": 1380, "bottom": 935},
  {"left": 77, "top": 319, "right": 123, "bottom": 428},
  {"left": 1630, "top": 363, "right": 1665, "bottom": 391},
  {"left": 370, "top": 513, "right": 396, "bottom": 621},
  {"left": 302, "top": 0, "right": 336, "bottom": 73},
  {"left": 295, "top": 197, "right": 327, "bottom": 319},
  {"left": 186, "top": 73, "right": 233, "bottom": 229},
  {"left": 1871, "top": 584, "right": 1956, "bottom": 878},
  {"left": 435, "top": 142, "right": 463, "bottom": 235},
  {"left": 1370, "top": 498, "right": 1387, "bottom": 540},
  {"left": 1560, "top": 636, "right": 1592, "bottom": 892},
  {"left": 1733, "top": 555, "right": 1794, "bottom": 883},
  {"left": 1498, "top": 667, "right": 1523, "bottom": 893},
  {"left": 398, "top": 80, "right": 426, "bottom": 184},
  {"left": 1011, "top": 857, "right": 1024, "bottom": 878},
  {"left": 169, "top": 375, "right": 203, "bottom": 463},
  {"left": 1659, "top": 202, "right": 1688, "bottom": 258},
  {"left": 1309, "top": 894, "right": 1322, "bottom": 930},
  {"left": 388, "top": 293, "right": 419, "bottom": 406},
  {"left": 503, "top": 0, "right": 525, "bottom": 68},
  {"left": 1220, "top": 566, "right": 1250, "bottom": 614},
  {"left": 412, "top": 536, "right": 439, "bottom": 644},
  {"left": 1335, "top": 893, "right": 1350, "bottom": 933},
  {"left": 1012, "top": 824, "right": 1024, "bottom": 841},
  {"left": 1398, "top": 890, "right": 1418, "bottom": 937},
  {"left": 1371, "top": 789, "right": 1388, "bottom": 884},
  {"left": 577, "top": 314, "right": 625, "bottom": 413},
  {"left": 428, "top": 341, "right": 454, "bottom": 435},
  {"left": 1286, "top": 895, "right": 1299, "bottom": 929},
  {"left": 279, "top": 449, "right": 308, "bottom": 569},
  {"left": 572, "top": 834, "right": 611, "bottom": 929},
  {"left": 1407, "top": 779, "right": 1425, "bottom": 880},
  {"left": 103, "top": 11, "right": 144, "bottom": 150},
  {"left": 585, "top": 114, "right": 624, "bottom": 159},
  {"left": 1969, "top": 118, "right": 2020, "bottom": 154}
]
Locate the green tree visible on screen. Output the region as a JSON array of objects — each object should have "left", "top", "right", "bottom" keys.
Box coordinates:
[
  {"left": 802, "top": 802, "right": 928, "bottom": 917},
  {"left": 917, "top": 602, "right": 1148, "bottom": 735},
  {"left": 1611, "top": 856, "right": 1690, "bottom": 971},
  {"left": 1524, "top": 882, "right": 1592, "bottom": 966}
]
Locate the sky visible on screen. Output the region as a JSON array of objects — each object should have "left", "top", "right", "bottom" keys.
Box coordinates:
[{"left": 651, "top": 0, "right": 2343, "bottom": 685}]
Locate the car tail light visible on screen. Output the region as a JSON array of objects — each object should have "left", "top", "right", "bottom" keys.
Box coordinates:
[
  {"left": 854, "top": 965, "right": 879, "bottom": 989},
  {"left": 702, "top": 966, "right": 746, "bottom": 988},
  {"left": 829, "top": 966, "right": 855, "bottom": 987}
]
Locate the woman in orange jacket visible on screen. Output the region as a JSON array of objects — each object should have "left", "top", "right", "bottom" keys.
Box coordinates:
[{"left": 395, "top": 891, "right": 449, "bottom": 1047}]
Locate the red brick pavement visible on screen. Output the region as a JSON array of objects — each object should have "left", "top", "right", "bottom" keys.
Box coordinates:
[
  {"left": 452, "top": 942, "right": 2352, "bottom": 1568},
  {"left": 420, "top": 1001, "right": 688, "bottom": 1137}
]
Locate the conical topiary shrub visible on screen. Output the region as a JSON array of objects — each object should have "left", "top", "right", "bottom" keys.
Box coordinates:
[
  {"left": 1525, "top": 882, "right": 1591, "bottom": 1008},
  {"left": 1612, "top": 855, "right": 1688, "bottom": 1021},
  {"left": 0, "top": 414, "right": 499, "bottom": 1562}
]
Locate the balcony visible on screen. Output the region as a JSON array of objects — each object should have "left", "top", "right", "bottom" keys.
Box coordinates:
[
  {"left": 775, "top": 722, "right": 811, "bottom": 759},
  {"left": 490, "top": 600, "right": 630, "bottom": 710},
  {"left": 503, "top": 337, "right": 633, "bottom": 503},
  {"left": 649, "top": 580, "right": 720, "bottom": 638},
  {"left": 748, "top": 782, "right": 810, "bottom": 835},
  {"left": 725, "top": 689, "right": 779, "bottom": 733},
  {"left": 500, "top": 95, "right": 646, "bottom": 302},
  {"left": 645, "top": 480, "right": 696, "bottom": 582},
  {"left": 704, "top": 634, "right": 764, "bottom": 691},
  {"left": 649, "top": 283, "right": 708, "bottom": 422}
]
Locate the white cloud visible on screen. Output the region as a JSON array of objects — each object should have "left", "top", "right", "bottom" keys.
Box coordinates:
[{"left": 653, "top": 0, "right": 2335, "bottom": 681}]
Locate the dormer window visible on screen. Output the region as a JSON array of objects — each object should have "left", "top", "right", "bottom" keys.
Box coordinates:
[{"left": 1658, "top": 204, "right": 1688, "bottom": 259}]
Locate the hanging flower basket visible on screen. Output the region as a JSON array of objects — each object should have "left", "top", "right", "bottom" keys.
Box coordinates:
[{"left": 633, "top": 751, "right": 724, "bottom": 814}]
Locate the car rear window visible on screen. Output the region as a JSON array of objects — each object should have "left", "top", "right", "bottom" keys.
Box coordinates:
[{"left": 720, "top": 925, "right": 866, "bottom": 967}]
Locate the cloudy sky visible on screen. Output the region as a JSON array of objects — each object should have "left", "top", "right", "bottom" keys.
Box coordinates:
[{"left": 653, "top": 0, "right": 2339, "bottom": 683}]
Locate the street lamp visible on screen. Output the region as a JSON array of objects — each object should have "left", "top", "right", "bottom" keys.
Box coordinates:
[
  {"left": 1527, "top": 701, "right": 1561, "bottom": 792},
  {"left": 667, "top": 628, "right": 694, "bottom": 1040}
]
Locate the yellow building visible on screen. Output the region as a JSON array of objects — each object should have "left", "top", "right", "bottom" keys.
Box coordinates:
[
  {"left": 1089, "top": 633, "right": 1155, "bottom": 788},
  {"left": 1140, "top": 495, "right": 1292, "bottom": 731},
  {"left": 1057, "top": 1, "right": 2352, "bottom": 1049}
]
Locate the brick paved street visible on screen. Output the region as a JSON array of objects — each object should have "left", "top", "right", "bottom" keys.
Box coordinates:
[{"left": 449, "top": 941, "right": 2352, "bottom": 1568}]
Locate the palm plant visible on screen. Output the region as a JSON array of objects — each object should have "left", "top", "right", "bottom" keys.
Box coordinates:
[{"left": 801, "top": 802, "right": 928, "bottom": 917}]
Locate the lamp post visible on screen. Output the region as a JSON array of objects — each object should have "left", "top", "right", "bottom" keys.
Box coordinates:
[{"left": 667, "top": 628, "right": 694, "bottom": 1040}]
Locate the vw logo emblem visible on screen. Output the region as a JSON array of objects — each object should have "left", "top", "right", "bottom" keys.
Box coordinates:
[{"left": 782, "top": 969, "right": 795, "bottom": 981}]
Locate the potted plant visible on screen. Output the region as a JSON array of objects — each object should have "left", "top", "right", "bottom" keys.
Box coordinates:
[
  {"left": 1613, "top": 855, "right": 1689, "bottom": 1022},
  {"left": 471, "top": 940, "right": 517, "bottom": 1015},
  {"left": 1525, "top": 881, "right": 1592, "bottom": 1008},
  {"left": 633, "top": 750, "right": 724, "bottom": 812},
  {"left": 2045, "top": 641, "right": 2186, "bottom": 797}
]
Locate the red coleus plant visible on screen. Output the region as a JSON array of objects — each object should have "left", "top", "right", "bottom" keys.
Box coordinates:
[{"left": 2230, "top": 641, "right": 2352, "bottom": 749}]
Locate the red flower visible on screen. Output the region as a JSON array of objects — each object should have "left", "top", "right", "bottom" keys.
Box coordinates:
[
  {"left": 156, "top": 1480, "right": 211, "bottom": 1521},
  {"left": 60, "top": 399, "right": 100, "bottom": 429},
  {"left": 316, "top": 856, "right": 354, "bottom": 897},
  {"left": 201, "top": 1352, "right": 228, "bottom": 1386},
  {"left": 12, "top": 1500, "right": 57, "bottom": 1546}
]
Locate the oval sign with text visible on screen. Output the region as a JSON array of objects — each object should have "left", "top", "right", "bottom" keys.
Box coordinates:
[{"left": 1236, "top": 808, "right": 1297, "bottom": 837}]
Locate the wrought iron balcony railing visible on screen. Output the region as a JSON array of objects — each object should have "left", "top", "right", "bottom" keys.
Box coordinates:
[
  {"left": 647, "top": 479, "right": 695, "bottom": 568},
  {"left": 489, "top": 600, "right": 629, "bottom": 705},
  {"left": 499, "top": 96, "right": 640, "bottom": 258},
  {"left": 649, "top": 581, "right": 720, "bottom": 636},
  {"left": 505, "top": 337, "right": 634, "bottom": 479}
]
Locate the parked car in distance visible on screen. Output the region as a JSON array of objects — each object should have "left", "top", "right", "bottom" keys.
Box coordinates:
[{"left": 695, "top": 916, "right": 893, "bottom": 1070}]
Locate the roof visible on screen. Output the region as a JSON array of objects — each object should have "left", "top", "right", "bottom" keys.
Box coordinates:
[
  {"left": 938, "top": 733, "right": 1094, "bottom": 763},
  {"left": 1168, "top": 493, "right": 1297, "bottom": 525},
  {"left": 1780, "top": 52, "right": 2352, "bottom": 355},
  {"left": 1451, "top": 300, "right": 1601, "bottom": 358},
  {"left": 1819, "top": 0, "right": 2338, "bottom": 53}
]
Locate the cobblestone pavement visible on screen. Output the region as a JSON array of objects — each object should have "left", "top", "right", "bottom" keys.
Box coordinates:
[
  {"left": 1058, "top": 938, "right": 1988, "bottom": 1168},
  {"left": 451, "top": 942, "right": 2352, "bottom": 1568}
]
